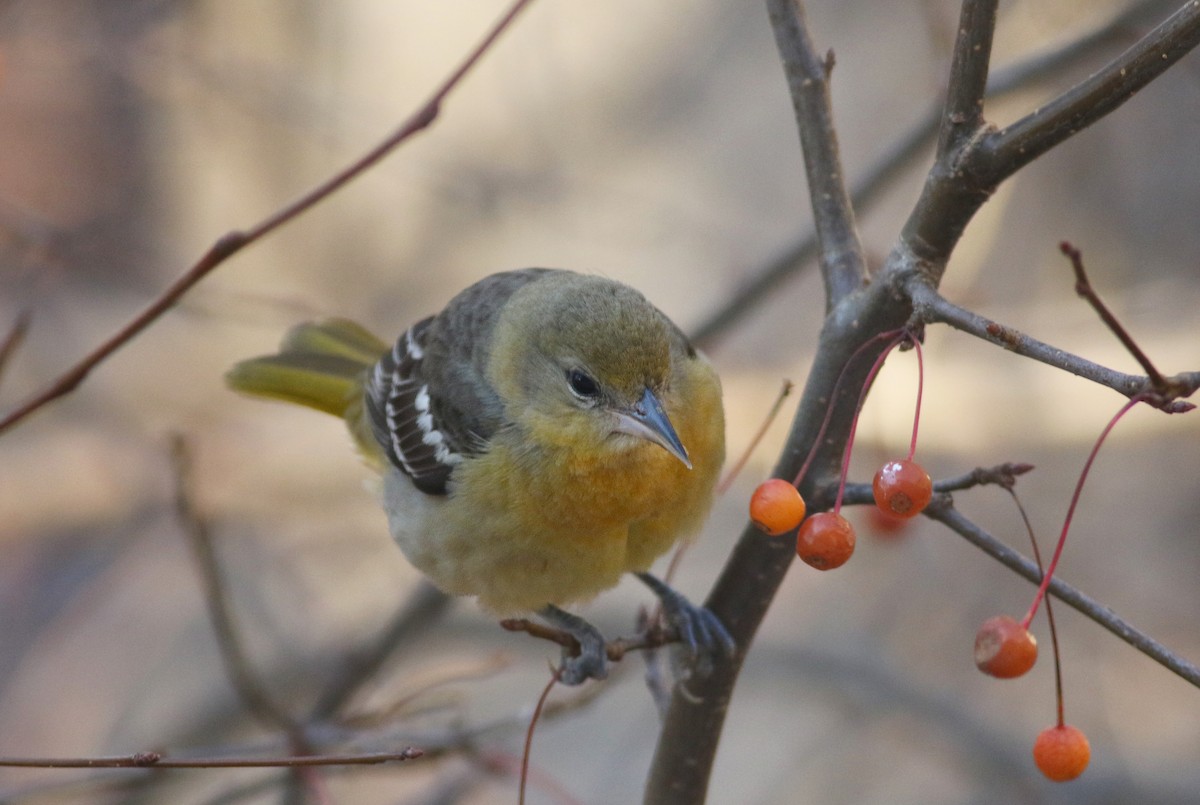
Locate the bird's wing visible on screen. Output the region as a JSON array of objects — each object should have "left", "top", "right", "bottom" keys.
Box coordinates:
[
  {"left": 365, "top": 316, "right": 464, "bottom": 494},
  {"left": 366, "top": 269, "right": 557, "bottom": 495}
]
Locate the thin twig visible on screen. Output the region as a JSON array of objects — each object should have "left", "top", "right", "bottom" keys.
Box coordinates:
[
  {"left": 0, "top": 309, "right": 31, "bottom": 386},
  {"left": 908, "top": 277, "right": 1200, "bottom": 409},
  {"left": 311, "top": 580, "right": 451, "bottom": 719},
  {"left": 925, "top": 499, "right": 1200, "bottom": 689},
  {"left": 839, "top": 461, "right": 1034, "bottom": 505},
  {"left": 499, "top": 617, "right": 676, "bottom": 663},
  {"left": 908, "top": 279, "right": 1140, "bottom": 391},
  {"left": 1060, "top": 241, "right": 1166, "bottom": 388},
  {"left": 0, "top": 0, "right": 536, "bottom": 437},
  {"left": 716, "top": 379, "right": 793, "bottom": 495},
  {"left": 170, "top": 435, "right": 298, "bottom": 732},
  {"left": 0, "top": 749, "right": 422, "bottom": 770}
]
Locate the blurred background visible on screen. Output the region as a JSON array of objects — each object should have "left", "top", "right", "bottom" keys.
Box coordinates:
[{"left": 0, "top": 1, "right": 1198, "bottom": 803}]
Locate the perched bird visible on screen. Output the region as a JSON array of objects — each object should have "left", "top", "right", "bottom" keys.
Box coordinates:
[{"left": 226, "top": 269, "right": 730, "bottom": 683}]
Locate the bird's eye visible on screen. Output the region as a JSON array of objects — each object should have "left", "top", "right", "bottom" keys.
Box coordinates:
[{"left": 566, "top": 369, "right": 601, "bottom": 399}]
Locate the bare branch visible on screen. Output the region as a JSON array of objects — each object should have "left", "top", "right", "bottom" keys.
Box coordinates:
[
  {"left": 908, "top": 278, "right": 1147, "bottom": 396},
  {"left": 170, "top": 436, "right": 298, "bottom": 732},
  {"left": 657, "top": 5, "right": 1200, "bottom": 799},
  {"left": 984, "top": 0, "right": 1200, "bottom": 177},
  {"left": 910, "top": 277, "right": 1200, "bottom": 409},
  {"left": 937, "top": 0, "right": 998, "bottom": 156},
  {"left": 989, "top": 0, "right": 1181, "bottom": 94},
  {"left": 0, "top": 0, "right": 536, "bottom": 437},
  {"left": 903, "top": 1, "right": 1200, "bottom": 271},
  {"left": 691, "top": 0, "right": 1169, "bottom": 346},
  {"left": 498, "top": 617, "right": 677, "bottom": 663},
  {"left": 766, "top": 0, "right": 866, "bottom": 303},
  {"left": 0, "top": 310, "right": 31, "bottom": 386},
  {"left": 1060, "top": 241, "right": 1167, "bottom": 388},
  {"left": 0, "top": 748, "right": 422, "bottom": 770},
  {"left": 838, "top": 461, "right": 1035, "bottom": 505},
  {"left": 925, "top": 499, "right": 1200, "bottom": 689},
  {"left": 311, "top": 581, "right": 451, "bottom": 719}
]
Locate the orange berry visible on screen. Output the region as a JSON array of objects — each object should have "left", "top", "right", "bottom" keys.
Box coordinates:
[
  {"left": 749, "top": 479, "right": 806, "bottom": 536},
  {"left": 872, "top": 459, "right": 933, "bottom": 519},
  {"left": 796, "top": 512, "right": 855, "bottom": 570},
  {"left": 1033, "top": 724, "right": 1090, "bottom": 781},
  {"left": 974, "top": 615, "right": 1038, "bottom": 678}
]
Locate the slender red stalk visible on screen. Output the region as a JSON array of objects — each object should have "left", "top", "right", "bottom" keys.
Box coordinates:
[
  {"left": 1021, "top": 396, "right": 1141, "bottom": 629},
  {"left": 832, "top": 331, "right": 912, "bottom": 512},
  {"left": 906, "top": 335, "right": 924, "bottom": 461},
  {"left": 792, "top": 329, "right": 904, "bottom": 489},
  {"left": 1007, "top": 488, "right": 1065, "bottom": 726},
  {"left": 717, "top": 380, "right": 793, "bottom": 495},
  {"left": 520, "top": 669, "right": 561, "bottom": 805}
]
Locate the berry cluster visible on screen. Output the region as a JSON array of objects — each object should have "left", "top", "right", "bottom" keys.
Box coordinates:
[
  {"left": 738, "top": 245, "right": 1197, "bottom": 784},
  {"left": 748, "top": 330, "right": 932, "bottom": 570}
]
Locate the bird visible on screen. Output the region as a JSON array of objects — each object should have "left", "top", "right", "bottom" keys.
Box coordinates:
[{"left": 226, "top": 268, "right": 730, "bottom": 684}]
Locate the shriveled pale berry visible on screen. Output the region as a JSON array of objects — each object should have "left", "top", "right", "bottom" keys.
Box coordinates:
[
  {"left": 749, "top": 479, "right": 806, "bottom": 536},
  {"left": 872, "top": 459, "right": 933, "bottom": 518},
  {"left": 974, "top": 615, "right": 1038, "bottom": 678},
  {"left": 796, "top": 512, "right": 855, "bottom": 570},
  {"left": 1033, "top": 724, "right": 1090, "bottom": 782}
]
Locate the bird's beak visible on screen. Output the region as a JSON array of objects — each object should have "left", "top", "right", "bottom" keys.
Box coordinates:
[{"left": 613, "top": 387, "right": 692, "bottom": 469}]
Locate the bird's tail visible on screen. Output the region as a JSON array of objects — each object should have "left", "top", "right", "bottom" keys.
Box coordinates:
[{"left": 226, "top": 318, "right": 388, "bottom": 462}]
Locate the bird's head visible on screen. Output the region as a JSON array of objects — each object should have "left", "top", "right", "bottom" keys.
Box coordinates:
[{"left": 489, "top": 273, "right": 692, "bottom": 467}]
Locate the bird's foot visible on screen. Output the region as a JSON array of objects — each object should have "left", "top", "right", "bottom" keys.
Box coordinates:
[
  {"left": 637, "top": 572, "right": 735, "bottom": 678},
  {"left": 538, "top": 604, "right": 609, "bottom": 685}
]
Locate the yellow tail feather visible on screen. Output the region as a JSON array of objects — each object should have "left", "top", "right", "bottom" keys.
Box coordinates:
[{"left": 226, "top": 318, "right": 388, "bottom": 465}]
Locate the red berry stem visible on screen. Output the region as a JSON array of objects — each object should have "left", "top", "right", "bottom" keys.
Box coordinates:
[
  {"left": 833, "top": 331, "right": 910, "bottom": 512},
  {"left": 792, "top": 329, "right": 906, "bottom": 489},
  {"left": 717, "top": 380, "right": 793, "bottom": 495},
  {"left": 1007, "top": 488, "right": 1065, "bottom": 726},
  {"left": 520, "top": 668, "right": 562, "bottom": 805},
  {"left": 906, "top": 334, "right": 924, "bottom": 462},
  {"left": 1021, "top": 396, "right": 1141, "bottom": 631}
]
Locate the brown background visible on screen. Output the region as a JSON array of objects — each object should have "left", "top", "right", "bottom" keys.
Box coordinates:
[{"left": 1, "top": 2, "right": 1198, "bottom": 803}]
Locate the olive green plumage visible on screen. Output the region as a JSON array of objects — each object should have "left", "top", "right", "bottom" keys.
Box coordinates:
[{"left": 226, "top": 269, "right": 729, "bottom": 684}]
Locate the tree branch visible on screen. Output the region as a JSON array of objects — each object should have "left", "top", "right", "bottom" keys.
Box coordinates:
[
  {"left": 0, "top": 0, "right": 536, "bottom": 437},
  {"left": 765, "top": 0, "right": 866, "bottom": 304},
  {"left": 646, "top": 279, "right": 907, "bottom": 804},
  {"left": 937, "top": 0, "right": 998, "bottom": 156},
  {"left": 311, "top": 581, "right": 451, "bottom": 719},
  {"left": 0, "top": 748, "right": 423, "bottom": 770},
  {"left": 170, "top": 436, "right": 299, "bottom": 733},
  {"left": 691, "top": 0, "right": 1175, "bottom": 346},
  {"left": 907, "top": 278, "right": 1200, "bottom": 406},
  {"left": 901, "top": 0, "right": 1200, "bottom": 271},
  {"left": 983, "top": 0, "right": 1200, "bottom": 178},
  {"left": 654, "top": 4, "right": 1200, "bottom": 800},
  {"left": 838, "top": 461, "right": 1035, "bottom": 505},
  {"left": 925, "top": 498, "right": 1200, "bottom": 689}
]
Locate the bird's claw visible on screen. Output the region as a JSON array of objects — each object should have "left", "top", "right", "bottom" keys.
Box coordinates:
[
  {"left": 637, "top": 572, "right": 735, "bottom": 678},
  {"left": 539, "top": 604, "right": 609, "bottom": 685}
]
